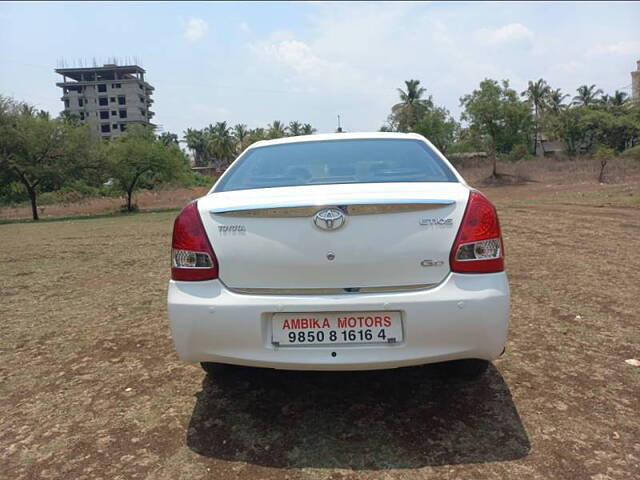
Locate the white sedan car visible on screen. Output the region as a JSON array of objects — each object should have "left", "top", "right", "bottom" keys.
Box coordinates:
[{"left": 168, "top": 132, "right": 509, "bottom": 379}]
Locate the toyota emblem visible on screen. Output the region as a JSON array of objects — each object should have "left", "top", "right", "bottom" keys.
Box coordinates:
[{"left": 313, "top": 208, "right": 346, "bottom": 231}]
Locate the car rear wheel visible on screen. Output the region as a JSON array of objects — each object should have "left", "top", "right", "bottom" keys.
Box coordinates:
[{"left": 442, "top": 359, "right": 489, "bottom": 380}]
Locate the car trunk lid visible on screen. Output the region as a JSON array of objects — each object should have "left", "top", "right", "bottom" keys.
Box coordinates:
[{"left": 197, "top": 182, "right": 470, "bottom": 291}]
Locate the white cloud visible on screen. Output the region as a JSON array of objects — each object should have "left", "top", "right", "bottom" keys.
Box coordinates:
[
  {"left": 239, "top": 21, "right": 251, "bottom": 33},
  {"left": 183, "top": 17, "right": 209, "bottom": 42},
  {"left": 251, "top": 39, "right": 332, "bottom": 74},
  {"left": 476, "top": 23, "right": 534, "bottom": 45},
  {"left": 236, "top": 3, "right": 635, "bottom": 132},
  {"left": 587, "top": 41, "right": 640, "bottom": 57}
]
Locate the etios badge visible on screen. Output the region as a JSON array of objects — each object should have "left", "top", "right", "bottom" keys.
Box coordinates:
[{"left": 313, "top": 208, "right": 346, "bottom": 231}]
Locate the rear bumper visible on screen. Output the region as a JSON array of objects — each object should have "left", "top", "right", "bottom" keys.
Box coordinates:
[{"left": 167, "top": 272, "right": 510, "bottom": 371}]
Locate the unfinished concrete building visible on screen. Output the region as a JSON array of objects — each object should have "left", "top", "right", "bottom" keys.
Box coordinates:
[
  {"left": 56, "top": 64, "right": 155, "bottom": 138},
  {"left": 632, "top": 60, "right": 640, "bottom": 101}
]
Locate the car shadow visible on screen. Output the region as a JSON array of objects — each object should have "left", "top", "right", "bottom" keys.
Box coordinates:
[{"left": 186, "top": 363, "right": 530, "bottom": 469}]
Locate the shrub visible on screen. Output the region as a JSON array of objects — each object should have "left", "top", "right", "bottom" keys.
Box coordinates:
[
  {"left": 594, "top": 145, "right": 616, "bottom": 183},
  {"left": 0, "top": 182, "right": 30, "bottom": 205},
  {"left": 507, "top": 144, "right": 531, "bottom": 162},
  {"left": 183, "top": 171, "right": 214, "bottom": 187},
  {"left": 620, "top": 144, "right": 640, "bottom": 159},
  {"left": 594, "top": 145, "right": 616, "bottom": 160}
]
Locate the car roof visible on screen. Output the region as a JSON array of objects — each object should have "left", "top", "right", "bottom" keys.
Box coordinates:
[{"left": 249, "top": 131, "right": 426, "bottom": 149}]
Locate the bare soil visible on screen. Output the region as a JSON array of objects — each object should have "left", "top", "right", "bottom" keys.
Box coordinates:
[
  {"left": 0, "top": 187, "right": 209, "bottom": 220},
  {"left": 1, "top": 181, "right": 639, "bottom": 479}
]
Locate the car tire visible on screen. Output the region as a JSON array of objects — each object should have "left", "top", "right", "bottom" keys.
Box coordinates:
[{"left": 442, "top": 359, "right": 489, "bottom": 380}]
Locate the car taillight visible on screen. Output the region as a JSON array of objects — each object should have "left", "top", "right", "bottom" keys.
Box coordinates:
[
  {"left": 171, "top": 201, "right": 218, "bottom": 281},
  {"left": 450, "top": 191, "right": 504, "bottom": 274}
]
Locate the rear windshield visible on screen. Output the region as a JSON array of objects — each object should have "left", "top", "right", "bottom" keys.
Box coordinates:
[{"left": 214, "top": 138, "right": 457, "bottom": 192}]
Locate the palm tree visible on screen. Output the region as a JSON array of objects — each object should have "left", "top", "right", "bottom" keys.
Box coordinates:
[
  {"left": 301, "top": 123, "right": 316, "bottom": 135},
  {"left": 183, "top": 128, "right": 208, "bottom": 166},
  {"left": 610, "top": 90, "right": 628, "bottom": 106},
  {"left": 158, "top": 132, "right": 179, "bottom": 146},
  {"left": 267, "top": 120, "right": 287, "bottom": 139},
  {"left": 573, "top": 84, "right": 603, "bottom": 107},
  {"left": 600, "top": 91, "right": 629, "bottom": 113},
  {"left": 232, "top": 124, "right": 248, "bottom": 152},
  {"left": 247, "top": 127, "right": 267, "bottom": 145},
  {"left": 395, "top": 79, "right": 429, "bottom": 108},
  {"left": 205, "top": 122, "right": 235, "bottom": 169},
  {"left": 288, "top": 121, "right": 302, "bottom": 136},
  {"left": 392, "top": 79, "right": 432, "bottom": 131},
  {"left": 522, "top": 79, "right": 551, "bottom": 155},
  {"left": 547, "top": 88, "right": 569, "bottom": 114}
]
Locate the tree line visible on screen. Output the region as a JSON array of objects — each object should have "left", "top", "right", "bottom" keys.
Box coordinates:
[
  {"left": 183, "top": 121, "right": 316, "bottom": 168},
  {"left": 0, "top": 95, "right": 191, "bottom": 220},
  {"left": 1, "top": 75, "right": 639, "bottom": 220},
  {"left": 382, "top": 78, "right": 639, "bottom": 176}
]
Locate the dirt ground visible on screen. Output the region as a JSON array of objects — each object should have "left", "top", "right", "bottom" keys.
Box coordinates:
[
  {"left": 0, "top": 187, "right": 210, "bottom": 221},
  {"left": 1, "top": 181, "right": 639, "bottom": 479}
]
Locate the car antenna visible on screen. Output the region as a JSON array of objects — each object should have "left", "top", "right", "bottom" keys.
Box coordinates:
[{"left": 336, "top": 114, "right": 343, "bottom": 133}]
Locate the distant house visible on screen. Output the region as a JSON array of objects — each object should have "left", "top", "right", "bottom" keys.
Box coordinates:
[
  {"left": 535, "top": 135, "right": 568, "bottom": 157},
  {"left": 535, "top": 134, "right": 589, "bottom": 157}
]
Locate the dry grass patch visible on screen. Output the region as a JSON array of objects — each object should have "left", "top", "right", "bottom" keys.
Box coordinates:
[
  {"left": 1, "top": 182, "right": 639, "bottom": 479},
  {"left": 458, "top": 156, "right": 640, "bottom": 186},
  {"left": 0, "top": 186, "right": 210, "bottom": 221}
]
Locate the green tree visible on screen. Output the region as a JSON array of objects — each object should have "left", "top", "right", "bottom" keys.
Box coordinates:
[
  {"left": 158, "top": 132, "right": 179, "bottom": 146},
  {"left": 579, "top": 108, "right": 639, "bottom": 152},
  {"left": 183, "top": 128, "right": 208, "bottom": 166},
  {"left": 611, "top": 90, "right": 629, "bottom": 107},
  {"left": 267, "top": 120, "right": 287, "bottom": 139},
  {"left": 247, "top": 127, "right": 267, "bottom": 146},
  {"left": 205, "top": 122, "right": 235, "bottom": 169},
  {"left": 301, "top": 123, "right": 316, "bottom": 135},
  {"left": 106, "top": 125, "right": 189, "bottom": 212},
  {"left": 544, "top": 105, "right": 639, "bottom": 154},
  {"left": 0, "top": 96, "right": 98, "bottom": 220},
  {"left": 288, "top": 121, "right": 302, "bottom": 136},
  {"left": 542, "top": 106, "right": 585, "bottom": 156},
  {"left": 547, "top": 88, "right": 569, "bottom": 114},
  {"left": 594, "top": 145, "right": 615, "bottom": 183},
  {"left": 59, "top": 110, "right": 81, "bottom": 126},
  {"left": 573, "top": 84, "right": 603, "bottom": 107},
  {"left": 384, "top": 79, "right": 457, "bottom": 149},
  {"left": 232, "top": 124, "right": 249, "bottom": 152},
  {"left": 600, "top": 90, "right": 629, "bottom": 110},
  {"left": 391, "top": 79, "right": 433, "bottom": 131},
  {"left": 521, "top": 79, "right": 550, "bottom": 154},
  {"left": 413, "top": 106, "right": 458, "bottom": 153},
  {"left": 460, "top": 79, "right": 532, "bottom": 176}
]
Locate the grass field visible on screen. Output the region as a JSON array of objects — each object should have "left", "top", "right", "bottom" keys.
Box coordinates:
[{"left": 1, "top": 182, "right": 639, "bottom": 479}]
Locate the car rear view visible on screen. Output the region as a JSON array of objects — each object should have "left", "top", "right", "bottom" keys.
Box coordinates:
[{"left": 167, "top": 132, "right": 509, "bottom": 378}]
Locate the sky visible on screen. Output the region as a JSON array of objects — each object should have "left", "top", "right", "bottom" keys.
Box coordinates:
[{"left": 1, "top": 1, "right": 638, "bottom": 136}]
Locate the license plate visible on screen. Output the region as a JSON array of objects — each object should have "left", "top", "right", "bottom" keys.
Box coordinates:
[{"left": 271, "top": 311, "right": 403, "bottom": 346}]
